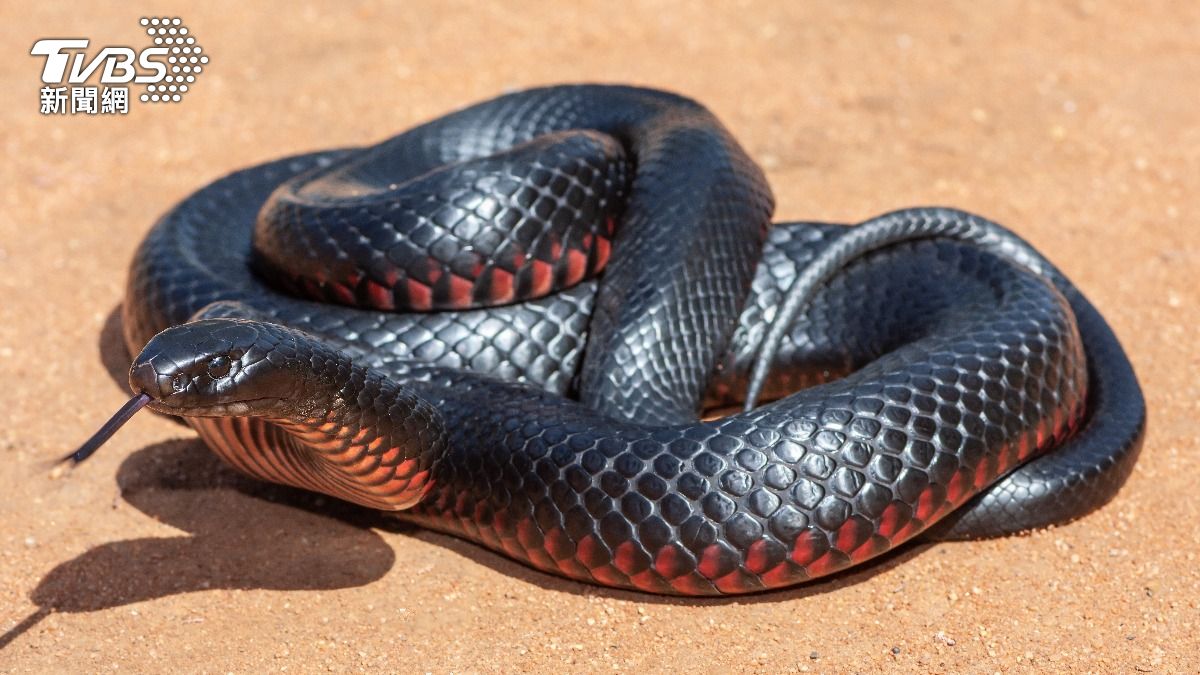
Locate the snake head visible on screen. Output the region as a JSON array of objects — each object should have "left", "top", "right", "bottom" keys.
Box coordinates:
[
  {"left": 129, "top": 318, "right": 351, "bottom": 418},
  {"left": 124, "top": 316, "right": 445, "bottom": 512}
]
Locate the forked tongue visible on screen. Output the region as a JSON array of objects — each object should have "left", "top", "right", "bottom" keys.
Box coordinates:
[{"left": 57, "top": 392, "right": 152, "bottom": 465}]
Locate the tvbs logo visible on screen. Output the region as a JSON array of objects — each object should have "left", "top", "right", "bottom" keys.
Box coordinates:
[
  {"left": 32, "top": 39, "right": 169, "bottom": 85},
  {"left": 31, "top": 17, "right": 207, "bottom": 114}
]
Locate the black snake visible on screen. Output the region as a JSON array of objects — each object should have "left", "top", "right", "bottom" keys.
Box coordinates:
[{"left": 72, "top": 85, "right": 1145, "bottom": 595}]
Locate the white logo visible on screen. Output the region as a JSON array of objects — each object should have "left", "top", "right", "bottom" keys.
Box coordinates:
[{"left": 31, "top": 17, "right": 208, "bottom": 114}]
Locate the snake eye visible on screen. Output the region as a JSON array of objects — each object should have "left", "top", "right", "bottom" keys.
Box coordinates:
[
  {"left": 207, "top": 355, "right": 232, "bottom": 379},
  {"left": 171, "top": 373, "right": 188, "bottom": 392}
]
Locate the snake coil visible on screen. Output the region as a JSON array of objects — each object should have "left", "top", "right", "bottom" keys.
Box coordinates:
[{"left": 71, "top": 85, "right": 1144, "bottom": 595}]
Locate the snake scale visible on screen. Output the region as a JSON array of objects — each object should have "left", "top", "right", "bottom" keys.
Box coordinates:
[{"left": 75, "top": 85, "right": 1144, "bottom": 595}]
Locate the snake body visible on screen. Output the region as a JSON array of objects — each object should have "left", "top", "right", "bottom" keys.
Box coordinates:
[{"left": 118, "top": 85, "right": 1144, "bottom": 594}]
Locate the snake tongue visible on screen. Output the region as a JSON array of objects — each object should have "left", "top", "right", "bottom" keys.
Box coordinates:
[{"left": 59, "top": 392, "right": 152, "bottom": 465}]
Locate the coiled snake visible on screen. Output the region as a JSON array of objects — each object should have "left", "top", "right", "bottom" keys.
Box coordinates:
[{"left": 72, "top": 85, "right": 1145, "bottom": 595}]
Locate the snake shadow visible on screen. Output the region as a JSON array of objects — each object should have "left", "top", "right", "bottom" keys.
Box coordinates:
[
  {"left": 3, "top": 439, "right": 399, "bottom": 650},
  {"left": 5, "top": 430, "right": 942, "bottom": 651},
  {"left": 98, "top": 304, "right": 133, "bottom": 395},
  {"left": 7, "top": 439, "right": 940, "bottom": 656}
]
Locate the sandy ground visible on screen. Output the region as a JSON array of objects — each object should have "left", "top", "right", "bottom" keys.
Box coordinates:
[{"left": 1, "top": 1, "right": 1198, "bottom": 672}]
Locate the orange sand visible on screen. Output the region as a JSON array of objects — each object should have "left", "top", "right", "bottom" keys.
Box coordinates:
[{"left": 1, "top": 2, "right": 1197, "bottom": 671}]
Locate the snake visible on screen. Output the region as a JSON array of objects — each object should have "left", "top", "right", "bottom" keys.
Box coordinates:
[{"left": 71, "top": 85, "right": 1145, "bottom": 595}]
